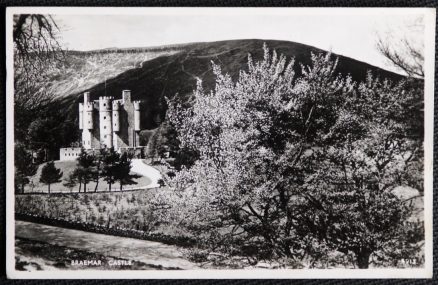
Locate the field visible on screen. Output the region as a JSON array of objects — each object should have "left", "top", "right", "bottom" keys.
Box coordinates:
[{"left": 15, "top": 184, "right": 189, "bottom": 239}]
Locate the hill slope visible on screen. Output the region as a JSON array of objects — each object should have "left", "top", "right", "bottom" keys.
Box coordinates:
[
  {"left": 36, "top": 48, "right": 181, "bottom": 99},
  {"left": 60, "top": 39, "right": 405, "bottom": 132}
]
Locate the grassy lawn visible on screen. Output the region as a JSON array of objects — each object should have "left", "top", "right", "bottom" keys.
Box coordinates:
[{"left": 25, "top": 160, "right": 152, "bottom": 193}]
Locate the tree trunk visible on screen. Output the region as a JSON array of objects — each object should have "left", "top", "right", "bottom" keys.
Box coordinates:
[
  {"left": 78, "top": 182, "right": 82, "bottom": 193},
  {"left": 48, "top": 183, "right": 51, "bottom": 194},
  {"left": 108, "top": 183, "right": 112, "bottom": 192},
  {"left": 356, "top": 249, "right": 371, "bottom": 269},
  {"left": 94, "top": 179, "right": 99, "bottom": 192},
  {"left": 120, "top": 182, "right": 123, "bottom": 191},
  {"left": 84, "top": 183, "right": 87, "bottom": 193}
]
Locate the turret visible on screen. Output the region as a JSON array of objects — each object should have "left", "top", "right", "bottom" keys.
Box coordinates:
[
  {"left": 79, "top": 103, "right": 84, "bottom": 130},
  {"left": 84, "top": 91, "right": 90, "bottom": 105},
  {"left": 82, "top": 92, "right": 93, "bottom": 149},
  {"left": 133, "top": 100, "right": 141, "bottom": 131},
  {"left": 99, "top": 96, "right": 113, "bottom": 148},
  {"left": 83, "top": 102, "right": 94, "bottom": 130},
  {"left": 112, "top": 100, "right": 120, "bottom": 132}
]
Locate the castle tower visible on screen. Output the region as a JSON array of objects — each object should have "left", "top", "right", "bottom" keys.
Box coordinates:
[
  {"left": 78, "top": 103, "right": 83, "bottom": 130},
  {"left": 99, "top": 96, "right": 113, "bottom": 148},
  {"left": 82, "top": 92, "right": 94, "bottom": 149},
  {"left": 112, "top": 100, "right": 120, "bottom": 149},
  {"left": 133, "top": 100, "right": 141, "bottom": 147},
  {"left": 133, "top": 101, "right": 141, "bottom": 131},
  {"left": 112, "top": 100, "right": 120, "bottom": 132}
]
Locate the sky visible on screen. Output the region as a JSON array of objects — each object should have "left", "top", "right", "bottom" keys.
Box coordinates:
[{"left": 53, "top": 9, "right": 426, "bottom": 74}]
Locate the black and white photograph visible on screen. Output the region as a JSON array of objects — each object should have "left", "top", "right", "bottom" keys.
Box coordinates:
[{"left": 5, "top": 7, "right": 435, "bottom": 279}]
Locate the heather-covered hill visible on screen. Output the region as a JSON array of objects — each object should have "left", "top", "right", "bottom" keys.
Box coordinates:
[
  {"left": 61, "top": 39, "right": 405, "bottom": 131},
  {"left": 38, "top": 48, "right": 181, "bottom": 99}
]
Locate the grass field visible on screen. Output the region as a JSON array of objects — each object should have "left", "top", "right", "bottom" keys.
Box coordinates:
[{"left": 25, "top": 160, "right": 152, "bottom": 193}]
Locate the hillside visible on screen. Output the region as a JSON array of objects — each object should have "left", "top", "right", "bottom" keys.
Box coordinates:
[
  {"left": 37, "top": 49, "right": 180, "bottom": 99},
  {"left": 59, "top": 39, "right": 405, "bottom": 131}
]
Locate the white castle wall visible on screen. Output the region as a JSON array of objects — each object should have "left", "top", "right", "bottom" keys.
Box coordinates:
[
  {"left": 99, "top": 96, "right": 113, "bottom": 148},
  {"left": 60, "top": 147, "right": 82, "bottom": 161}
]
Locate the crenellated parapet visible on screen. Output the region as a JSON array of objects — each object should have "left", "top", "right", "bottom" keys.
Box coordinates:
[
  {"left": 112, "top": 100, "right": 120, "bottom": 110},
  {"left": 99, "top": 96, "right": 114, "bottom": 111},
  {"left": 133, "top": 100, "right": 141, "bottom": 110}
]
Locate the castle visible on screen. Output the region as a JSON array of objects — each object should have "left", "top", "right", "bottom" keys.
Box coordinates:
[{"left": 60, "top": 90, "right": 144, "bottom": 160}]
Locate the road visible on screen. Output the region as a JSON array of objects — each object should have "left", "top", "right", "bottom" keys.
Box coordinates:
[
  {"left": 130, "top": 159, "right": 162, "bottom": 188},
  {"left": 15, "top": 220, "right": 197, "bottom": 270}
]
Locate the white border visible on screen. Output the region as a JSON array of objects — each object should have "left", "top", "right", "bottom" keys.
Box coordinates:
[{"left": 5, "top": 7, "right": 435, "bottom": 279}]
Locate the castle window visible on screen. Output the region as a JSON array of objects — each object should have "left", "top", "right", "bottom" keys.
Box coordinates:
[
  {"left": 104, "top": 135, "right": 107, "bottom": 138},
  {"left": 104, "top": 103, "right": 106, "bottom": 107},
  {"left": 104, "top": 126, "right": 106, "bottom": 129},
  {"left": 104, "top": 116, "right": 106, "bottom": 119}
]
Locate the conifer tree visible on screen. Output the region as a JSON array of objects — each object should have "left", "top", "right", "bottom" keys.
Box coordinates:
[
  {"left": 39, "top": 161, "right": 63, "bottom": 193},
  {"left": 72, "top": 148, "right": 95, "bottom": 192},
  {"left": 114, "top": 152, "right": 139, "bottom": 191},
  {"left": 15, "top": 143, "right": 37, "bottom": 193},
  {"left": 101, "top": 148, "right": 120, "bottom": 192}
]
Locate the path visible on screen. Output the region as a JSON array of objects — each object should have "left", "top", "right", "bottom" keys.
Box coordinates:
[
  {"left": 15, "top": 221, "right": 197, "bottom": 269},
  {"left": 130, "top": 159, "right": 162, "bottom": 188}
]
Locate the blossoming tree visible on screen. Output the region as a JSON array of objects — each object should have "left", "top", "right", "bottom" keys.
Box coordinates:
[{"left": 160, "top": 44, "right": 423, "bottom": 268}]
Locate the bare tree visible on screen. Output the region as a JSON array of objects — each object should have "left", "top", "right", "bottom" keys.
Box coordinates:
[
  {"left": 13, "top": 14, "right": 64, "bottom": 76},
  {"left": 13, "top": 14, "right": 65, "bottom": 143},
  {"left": 376, "top": 17, "right": 424, "bottom": 78}
]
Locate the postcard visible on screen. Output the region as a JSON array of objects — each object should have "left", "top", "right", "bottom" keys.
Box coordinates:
[{"left": 5, "top": 7, "right": 435, "bottom": 279}]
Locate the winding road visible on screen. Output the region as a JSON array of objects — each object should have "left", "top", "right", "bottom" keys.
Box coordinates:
[{"left": 130, "top": 159, "right": 162, "bottom": 189}]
